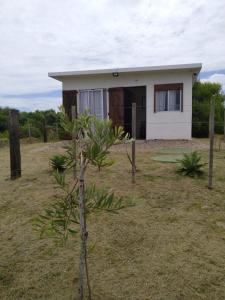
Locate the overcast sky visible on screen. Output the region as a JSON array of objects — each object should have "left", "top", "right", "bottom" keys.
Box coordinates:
[{"left": 0, "top": 0, "right": 225, "bottom": 111}]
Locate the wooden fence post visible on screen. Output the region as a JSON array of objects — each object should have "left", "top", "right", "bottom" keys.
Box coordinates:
[
  {"left": 9, "top": 109, "right": 21, "bottom": 180},
  {"left": 224, "top": 109, "right": 225, "bottom": 142},
  {"left": 56, "top": 123, "right": 59, "bottom": 140},
  {"left": 208, "top": 96, "right": 215, "bottom": 189},
  {"left": 71, "top": 106, "right": 77, "bottom": 179},
  {"left": 28, "top": 119, "right": 31, "bottom": 140},
  {"left": 43, "top": 117, "right": 48, "bottom": 143},
  {"left": 132, "top": 102, "right": 136, "bottom": 183}
]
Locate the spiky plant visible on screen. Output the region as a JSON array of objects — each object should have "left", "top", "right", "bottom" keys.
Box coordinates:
[
  {"left": 50, "top": 154, "right": 67, "bottom": 172},
  {"left": 177, "top": 151, "right": 205, "bottom": 177}
]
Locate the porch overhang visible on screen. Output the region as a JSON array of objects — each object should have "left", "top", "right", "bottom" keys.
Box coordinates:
[{"left": 48, "top": 63, "right": 202, "bottom": 81}]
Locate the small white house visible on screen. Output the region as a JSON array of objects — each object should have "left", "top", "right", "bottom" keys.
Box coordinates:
[{"left": 49, "top": 63, "right": 202, "bottom": 139}]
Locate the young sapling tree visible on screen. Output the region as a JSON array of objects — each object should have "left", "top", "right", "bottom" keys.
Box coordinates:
[{"left": 35, "top": 109, "right": 132, "bottom": 300}]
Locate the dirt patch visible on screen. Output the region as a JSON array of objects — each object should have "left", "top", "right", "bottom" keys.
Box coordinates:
[
  {"left": 29, "top": 141, "right": 68, "bottom": 153},
  {"left": 26, "top": 139, "right": 209, "bottom": 155},
  {"left": 111, "top": 138, "right": 209, "bottom": 153}
]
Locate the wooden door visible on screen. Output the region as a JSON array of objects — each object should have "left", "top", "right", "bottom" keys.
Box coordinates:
[
  {"left": 62, "top": 90, "right": 77, "bottom": 119},
  {"left": 108, "top": 87, "right": 124, "bottom": 127}
]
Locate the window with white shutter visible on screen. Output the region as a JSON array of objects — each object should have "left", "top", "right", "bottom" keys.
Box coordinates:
[
  {"left": 78, "top": 89, "right": 107, "bottom": 119},
  {"left": 154, "top": 83, "right": 183, "bottom": 112}
]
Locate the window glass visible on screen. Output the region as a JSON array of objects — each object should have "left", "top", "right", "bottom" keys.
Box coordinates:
[
  {"left": 155, "top": 88, "right": 181, "bottom": 112},
  {"left": 168, "top": 90, "right": 180, "bottom": 111},
  {"left": 93, "top": 90, "right": 102, "bottom": 118},
  {"left": 156, "top": 91, "right": 168, "bottom": 112},
  {"left": 79, "top": 90, "right": 89, "bottom": 113},
  {"left": 78, "top": 89, "right": 107, "bottom": 119},
  {"left": 88, "top": 90, "right": 94, "bottom": 115},
  {"left": 103, "top": 89, "right": 108, "bottom": 119}
]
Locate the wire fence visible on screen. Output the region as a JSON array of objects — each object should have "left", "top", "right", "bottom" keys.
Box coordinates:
[
  {"left": 19, "top": 121, "right": 61, "bottom": 142},
  {"left": 3, "top": 104, "right": 225, "bottom": 189},
  {"left": 19, "top": 120, "right": 225, "bottom": 141},
  {"left": 1, "top": 103, "right": 223, "bottom": 146}
]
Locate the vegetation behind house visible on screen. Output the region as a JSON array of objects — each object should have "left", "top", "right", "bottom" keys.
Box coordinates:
[
  {"left": 0, "top": 108, "right": 64, "bottom": 140},
  {"left": 192, "top": 81, "right": 225, "bottom": 137},
  {"left": 0, "top": 81, "right": 224, "bottom": 140}
]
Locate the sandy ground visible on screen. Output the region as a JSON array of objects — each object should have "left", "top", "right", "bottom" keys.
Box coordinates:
[
  {"left": 111, "top": 138, "right": 210, "bottom": 152},
  {"left": 28, "top": 138, "right": 209, "bottom": 154},
  {"left": 1, "top": 139, "right": 225, "bottom": 299}
]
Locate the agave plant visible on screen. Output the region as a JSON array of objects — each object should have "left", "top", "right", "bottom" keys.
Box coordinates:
[
  {"left": 50, "top": 154, "right": 67, "bottom": 172},
  {"left": 177, "top": 151, "right": 205, "bottom": 177}
]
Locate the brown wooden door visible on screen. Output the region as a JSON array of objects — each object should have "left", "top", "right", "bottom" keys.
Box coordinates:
[
  {"left": 62, "top": 90, "right": 77, "bottom": 120},
  {"left": 108, "top": 87, "right": 124, "bottom": 127}
]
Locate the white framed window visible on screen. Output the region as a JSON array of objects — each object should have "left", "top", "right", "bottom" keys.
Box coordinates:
[
  {"left": 154, "top": 84, "right": 183, "bottom": 112},
  {"left": 78, "top": 89, "right": 107, "bottom": 119}
]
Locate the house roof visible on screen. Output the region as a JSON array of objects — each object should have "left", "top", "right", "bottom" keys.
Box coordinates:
[{"left": 48, "top": 63, "right": 202, "bottom": 81}]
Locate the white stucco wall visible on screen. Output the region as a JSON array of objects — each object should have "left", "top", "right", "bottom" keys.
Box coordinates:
[{"left": 61, "top": 70, "right": 194, "bottom": 139}]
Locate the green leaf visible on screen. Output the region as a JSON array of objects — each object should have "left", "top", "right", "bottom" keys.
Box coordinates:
[{"left": 54, "top": 171, "right": 66, "bottom": 188}]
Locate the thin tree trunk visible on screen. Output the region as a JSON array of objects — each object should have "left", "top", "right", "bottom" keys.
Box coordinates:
[
  {"left": 84, "top": 221, "right": 92, "bottom": 300},
  {"left": 72, "top": 106, "right": 77, "bottom": 179},
  {"left": 78, "top": 159, "right": 85, "bottom": 300},
  {"left": 78, "top": 154, "right": 92, "bottom": 300}
]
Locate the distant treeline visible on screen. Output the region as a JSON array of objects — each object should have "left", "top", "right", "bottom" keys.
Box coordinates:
[
  {"left": 0, "top": 108, "right": 64, "bottom": 140},
  {"left": 0, "top": 82, "right": 224, "bottom": 139}
]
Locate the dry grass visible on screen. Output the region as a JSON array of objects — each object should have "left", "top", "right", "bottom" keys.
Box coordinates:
[{"left": 1, "top": 140, "right": 225, "bottom": 299}]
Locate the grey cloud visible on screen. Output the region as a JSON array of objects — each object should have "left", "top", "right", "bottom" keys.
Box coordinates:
[{"left": 0, "top": 0, "right": 225, "bottom": 110}]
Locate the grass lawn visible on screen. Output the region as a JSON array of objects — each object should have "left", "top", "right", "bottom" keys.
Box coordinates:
[{"left": 1, "top": 139, "right": 225, "bottom": 299}]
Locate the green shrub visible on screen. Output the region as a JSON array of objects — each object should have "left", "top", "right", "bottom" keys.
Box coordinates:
[
  {"left": 177, "top": 151, "right": 205, "bottom": 177},
  {"left": 50, "top": 155, "right": 67, "bottom": 172},
  {"left": 0, "top": 138, "right": 8, "bottom": 147},
  {"left": 20, "top": 124, "right": 42, "bottom": 138},
  {"left": 0, "top": 131, "right": 8, "bottom": 139},
  {"left": 192, "top": 82, "right": 225, "bottom": 137},
  {"left": 0, "top": 131, "right": 9, "bottom": 147}
]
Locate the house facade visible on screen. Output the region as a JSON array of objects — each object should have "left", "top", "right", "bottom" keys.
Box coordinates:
[{"left": 49, "top": 63, "right": 202, "bottom": 139}]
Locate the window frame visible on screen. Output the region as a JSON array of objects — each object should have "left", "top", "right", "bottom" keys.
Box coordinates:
[{"left": 154, "top": 83, "right": 183, "bottom": 113}]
